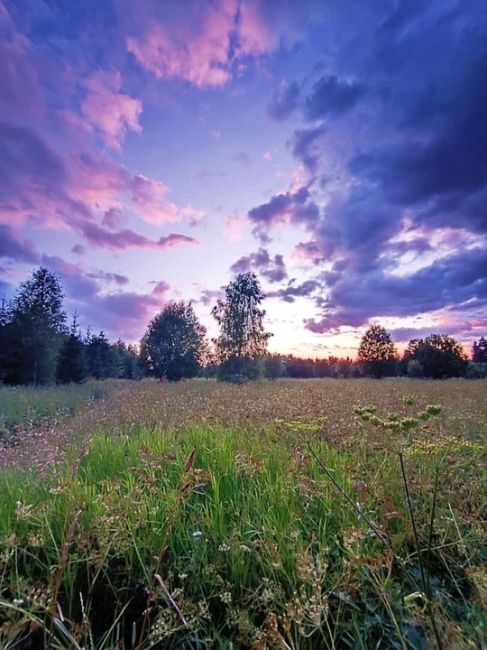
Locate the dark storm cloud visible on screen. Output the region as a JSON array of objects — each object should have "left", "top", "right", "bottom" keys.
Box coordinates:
[
  {"left": 256, "top": 0, "right": 487, "bottom": 329},
  {"left": 305, "top": 245, "right": 487, "bottom": 332},
  {"left": 304, "top": 75, "right": 366, "bottom": 121}
]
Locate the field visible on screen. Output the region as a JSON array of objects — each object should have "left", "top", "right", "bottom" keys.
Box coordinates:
[{"left": 0, "top": 379, "right": 486, "bottom": 649}]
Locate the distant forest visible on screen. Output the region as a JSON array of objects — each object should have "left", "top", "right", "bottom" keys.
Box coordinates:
[{"left": 0, "top": 267, "right": 486, "bottom": 386}]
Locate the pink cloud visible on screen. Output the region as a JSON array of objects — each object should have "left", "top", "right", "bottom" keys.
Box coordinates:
[
  {"left": 126, "top": 0, "right": 236, "bottom": 88},
  {"left": 224, "top": 215, "right": 248, "bottom": 242},
  {"left": 180, "top": 205, "right": 206, "bottom": 226},
  {"left": 124, "top": 0, "right": 304, "bottom": 88},
  {"left": 237, "top": 0, "right": 273, "bottom": 55},
  {"left": 80, "top": 70, "right": 143, "bottom": 149},
  {"left": 129, "top": 174, "right": 179, "bottom": 225},
  {"left": 0, "top": 123, "right": 199, "bottom": 237}
]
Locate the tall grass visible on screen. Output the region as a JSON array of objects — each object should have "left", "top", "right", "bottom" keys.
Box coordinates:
[
  {"left": 0, "top": 380, "right": 127, "bottom": 434},
  {"left": 1, "top": 411, "right": 485, "bottom": 648}
]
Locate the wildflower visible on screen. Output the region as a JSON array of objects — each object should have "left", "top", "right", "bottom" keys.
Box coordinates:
[
  {"left": 220, "top": 591, "right": 232, "bottom": 604},
  {"left": 218, "top": 542, "right": 230, "bottom": 552}
]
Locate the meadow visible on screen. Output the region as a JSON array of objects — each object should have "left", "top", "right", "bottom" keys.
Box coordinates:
[{"left": 0, "top": 379, "right": 486, "bottom": 649}]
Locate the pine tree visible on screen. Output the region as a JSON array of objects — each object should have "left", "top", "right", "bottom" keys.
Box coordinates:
[
  {"left": 57, "top": 314, "right": 87, "bottom": 383},
  {"left": 86, "top": 331, "right": 116, "bottom": 379},
  {"left": 8, "top": 268, "right": 66, "bottom": 385}
]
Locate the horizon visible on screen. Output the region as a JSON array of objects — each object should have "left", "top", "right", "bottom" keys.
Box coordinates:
[{"left": 1, "top": 1, "right": 486, "bottom": 359}]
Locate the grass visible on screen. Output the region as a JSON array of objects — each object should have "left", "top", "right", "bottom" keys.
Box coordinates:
[
  {"left": 0, "top": 379, "right": 486, "bottom": 648},
  {"left": 0, "top": 380, "right": 127, "bottom": 434},
  {"left": 0, "top": 380, "right": 130, "bottom": 470}
]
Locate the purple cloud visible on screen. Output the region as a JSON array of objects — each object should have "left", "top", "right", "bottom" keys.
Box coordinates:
[
  {"left": 230, "top": 248, "right": 287, "bottom": 283},
  {"left": 0, "top": 224, "right": 40, "bottom": 263},
  {"left": 267, "top": 279, "right": 320, "bottom": 303},
  {"left": 248, "top": 186, "right": 319, "bottom": 242},
  {"left": 268, "top": 81, "right": 301, "bottom": 120},
  {"left": 304, "top": 75, "right": 366, "bottom": 121}
]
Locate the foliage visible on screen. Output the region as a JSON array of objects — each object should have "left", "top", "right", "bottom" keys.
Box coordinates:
[
  {"left": 140, "top": 301, "right": 207, "bottom": 381},
  {"left": 358, "top": 324, "right": 397, "bottom": 378},
  {"left": 212, "top": 273, "right": 271, "bottom": 381},
  {"left": 404, "top": 334, "right": 467, "bottom": 379},
  {"left": 0, "top": 379, "right": 485, "bottom": 648}
]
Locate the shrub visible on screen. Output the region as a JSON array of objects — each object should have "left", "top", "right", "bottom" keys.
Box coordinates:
[{"left": 407, "top": 359, "right": 424, "bottom": 378}]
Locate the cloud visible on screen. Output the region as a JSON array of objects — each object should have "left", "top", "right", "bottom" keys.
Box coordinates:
[
  {"left": 267, "top": 279, "right": 320, "bottom": 303},
  {"left": 80, "top": 70, "right": 142, "bottom": 149},
  {"left": 304, "top": 75, "right": 366, "bottom": 121},
  {"left": 152, "top": 281, "right": 171, "bottom": 298},
  {"left": 0, "top": 224, "right": 40, "bottom": 263},
  {"left": 230, "top": 247, "right": 287, "bottom": 283},
  {"left": 305, "top": 246, "right": 487, "bottom": 332},
  {"left": 224, "top": 215, "right": 248, "bottom": 242},
  {"left": 248, "top": 186, "right": 319, "bottom": 241},
  {"left": 129, "top": 174, "right": 180, "bottom": 225},
  {"left": 102, "top": 207, "right": 127, "bottom": 230},
  {"left": 126, "top": 0, "right": 237, "bottom": 88},
  {"left": 0, "top": 16, "right": 45, "bottom": 122},
  {"left": 41, "top": 254, "right": 167, "bottom": 340},
  {"left": 198, "top": 288, "right": 224, "bottom": 306},
  {"left": 0, "top": 123, "right": 199, "bottom": 247},
  {"left": 291, "top": 125, "right": 327, "bottom": 173},
  {"left": 76, "top": 221, "right": 198, "bottom": 252},
  {"left": 86, "top": 270, "right": 129, "bottom": 286},
  {"left": 252, "top": 0, "right": 487, "bottom": 338},
  {"left": 232, "top": 151, "right": 251, "bottom": 166},
  {"left": 124, "top": 0, "right": 324, "bottom": 88},
  {"left": 268, "top": 81, "right": 301, "bottom": 120}
]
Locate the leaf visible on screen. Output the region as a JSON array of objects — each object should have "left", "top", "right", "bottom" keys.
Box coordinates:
[{"left": 184, "top": 448, "right": 196, "bottom": 473}]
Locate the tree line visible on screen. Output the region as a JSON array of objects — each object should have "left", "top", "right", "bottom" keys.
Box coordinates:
[{"left": 0, "top": 267, "right": 486, "bottom": 385}]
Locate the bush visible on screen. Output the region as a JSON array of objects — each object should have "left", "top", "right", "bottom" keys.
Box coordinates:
[
  {"left": 264, "top": 355, "right": 284, "bottom": 379},
  {"left": 465, "top": 362, "right": 487, "bottom": 379},
  {"left": 217, "top": 356, "right": 262, "bottom": 383},
  {"left": 407, "top": 359, "right": 424, "bottom": 378}
]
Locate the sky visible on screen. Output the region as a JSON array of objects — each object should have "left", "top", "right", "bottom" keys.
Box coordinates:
[{"left": 1, "top": 0, "right": 486, "bottom": 357}]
